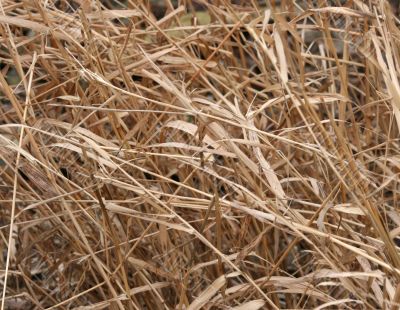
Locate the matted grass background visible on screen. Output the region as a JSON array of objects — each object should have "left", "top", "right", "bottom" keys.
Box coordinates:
[{"left": 1, "top": 0, "right": 400, "bottom": 309}]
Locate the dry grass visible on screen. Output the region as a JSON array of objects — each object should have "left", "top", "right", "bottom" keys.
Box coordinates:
[{"left": 0, "top": 0, "right": 400, "bottom": 309}]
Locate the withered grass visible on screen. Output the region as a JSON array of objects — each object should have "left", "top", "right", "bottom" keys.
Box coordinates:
[{"left": 1, "top": 0, "right": 400, "bottom": 309}]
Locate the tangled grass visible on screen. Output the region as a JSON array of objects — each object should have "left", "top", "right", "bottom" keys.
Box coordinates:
[{"left": 1, "top": 0, "right": 400, "bottom": 309}]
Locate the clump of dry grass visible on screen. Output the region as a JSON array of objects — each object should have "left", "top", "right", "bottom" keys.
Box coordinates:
[{"left": 0, "top": 0, "right": 400, "bottom": 309}]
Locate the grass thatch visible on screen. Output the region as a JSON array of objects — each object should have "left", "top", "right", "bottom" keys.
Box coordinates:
[{"left": 1, "top": 0, "right": 400, "bottom": 309}]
